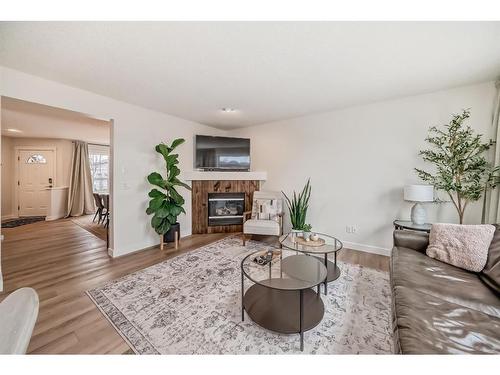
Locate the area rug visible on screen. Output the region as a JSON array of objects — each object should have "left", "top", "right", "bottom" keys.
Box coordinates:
[
  {"left": 87, "top": 236, "right": 393, "bottom": 354},
  {"left": 1, "top": 216, "right": 46, "bottom": 228}
]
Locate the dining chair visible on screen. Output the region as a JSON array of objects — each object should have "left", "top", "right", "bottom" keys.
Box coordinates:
[
  {"left": 92, "top": 193, "right": 105, "bottom": 223},
  {"left": 101, "top": 194, "right": 110, "bottom": 227}
]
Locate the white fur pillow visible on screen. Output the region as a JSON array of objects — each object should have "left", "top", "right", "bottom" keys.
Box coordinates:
[{"left": 426, "top": 223, "right": 495, "bottom": 272}]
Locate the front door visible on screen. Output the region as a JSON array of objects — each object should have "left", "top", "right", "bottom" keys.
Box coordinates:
[{"left": 17, "top": 149, "right": 55, "bottom": 217}]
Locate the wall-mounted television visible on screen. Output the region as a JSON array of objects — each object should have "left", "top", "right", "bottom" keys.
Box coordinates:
[{"left": 195, "top": 135, "right": 250, "bottom": 171}]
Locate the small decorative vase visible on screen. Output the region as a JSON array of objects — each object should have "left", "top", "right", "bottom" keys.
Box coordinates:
[
  {"left": 291, "top": 229, "right": 301, "bottom": 243},
  {"left": 310, "top": 233, "right": 319, "bottom": 242}
]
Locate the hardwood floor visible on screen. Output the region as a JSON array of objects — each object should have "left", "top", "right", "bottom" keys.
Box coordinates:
[
  {"left": 0, "top": 219, "right": 227, "bottom": 354},
  {"left": 70, "top": 214, "right": 107, "bottom": 242},
  {"left": 0, "top": 220, "right": 389, "bottom": 354}
]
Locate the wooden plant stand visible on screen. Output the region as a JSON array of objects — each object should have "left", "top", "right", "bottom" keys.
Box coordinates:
[{"left": 160, "top": 230, "right": 179, "bottom": 251}]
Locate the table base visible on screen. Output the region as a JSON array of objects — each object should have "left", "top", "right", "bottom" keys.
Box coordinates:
[
  {"left": 243, "top": 284, "right": 324, "bottom": 335},
  {"left": 319, "top": 258, "right": 341, "bottom": 282}
]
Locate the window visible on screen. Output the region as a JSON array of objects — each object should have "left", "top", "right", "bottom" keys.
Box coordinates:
[
  {"left": 26, "top": 154, "right": 47, "bottom": 164},
  {"left": 88, "top": 144, "right": 110, "bottom": 193}
]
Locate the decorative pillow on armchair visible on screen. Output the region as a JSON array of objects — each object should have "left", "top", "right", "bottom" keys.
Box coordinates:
[
  {"left": 426, "top": 223, "right": 495, "bottom": 272},
  {"left": 251, "top": 199, "right": 282, "bottom": 222}
]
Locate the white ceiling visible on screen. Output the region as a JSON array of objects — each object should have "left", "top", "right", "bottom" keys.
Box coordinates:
[
  {"left": 1, "top": 97, "right": 110, "bottom": 144},
  {"left": 1, "top": 22, "right": 500, "bottom": 129}
]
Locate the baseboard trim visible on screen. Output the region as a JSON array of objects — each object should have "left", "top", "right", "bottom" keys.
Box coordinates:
[
  {"left": 109, "top": 243, "right": 160, "bottom": 258},
  {"left": 342, "top": 241, "right": 391, "bottom": 257},
  {"left": 1, "top": 214, "right": 17, "bottom": 221},
  {"left": 46, "top": 214, "right": 65, "bottom": 221}
]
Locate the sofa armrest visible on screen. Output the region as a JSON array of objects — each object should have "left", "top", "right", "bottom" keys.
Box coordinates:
[{"left": 393, "top": 230, "right": 429, "bottom": 253}]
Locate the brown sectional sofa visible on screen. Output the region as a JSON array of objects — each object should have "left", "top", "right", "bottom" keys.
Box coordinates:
[{"left": 391, "top": 229, "right": 500, "bottom": 354}]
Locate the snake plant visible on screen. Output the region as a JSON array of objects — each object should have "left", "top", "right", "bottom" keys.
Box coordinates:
[
  {"left": 146, "top": 138, "right": 191, "bottom": 235},
  {"left": 282, "top": 179, "right": 312, "bottom": 231}
]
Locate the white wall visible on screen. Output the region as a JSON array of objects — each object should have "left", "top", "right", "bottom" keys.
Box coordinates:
[
  {"left": 1, "top": 66, "right": 497, "bottom": 260},
  {"left": 229, "top": 81, "right": 498, "bottom": 254},
  {"left": 0, "top": 66, "right": 224, "bottom": 257}
]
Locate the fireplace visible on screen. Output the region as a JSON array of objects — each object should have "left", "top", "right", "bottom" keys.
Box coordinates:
[
  {"left": 208, "top": 192, "right": 245, "bottom": 226},
  {"left": 191, "top": 179, "right": 259, "bottom": 234}
]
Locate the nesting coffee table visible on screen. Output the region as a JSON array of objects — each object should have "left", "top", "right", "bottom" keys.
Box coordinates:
[
  {"left": 241, "top": 248, "right": 327, "bottom": 351},
  {"left": 279, "top": 232, "right": 343, "bottom": 294}
]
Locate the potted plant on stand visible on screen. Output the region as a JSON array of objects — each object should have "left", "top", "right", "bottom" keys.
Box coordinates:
[
  {"left": 282, "top": 178, "right": 312, "bottom": 241},
  {"left": 146, "top": 138, "right": 191, "bottom": 250}
]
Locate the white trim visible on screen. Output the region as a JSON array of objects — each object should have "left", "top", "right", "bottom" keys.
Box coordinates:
[
  {"left": 1, "top": 214, "right": 17, "bottom": 221},
  {"left": 108, "top": 119, "right": 114, "bottom": 258},
  {"left": 184, "top": 170, "right": 267, "bottom": 181},
  {"left": 0, "top": 272, "right": 3, "bottom": 292},
  {"left": 45, "top": 215, "right": 62, "bottom": 221},
  {"left": 342, "top": 240, "right": 391, "bottom": 257}
]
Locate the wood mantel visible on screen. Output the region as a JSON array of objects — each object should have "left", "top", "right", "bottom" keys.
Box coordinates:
[{"left": 191, "top": 180, "right": 260, "bottom": 234}]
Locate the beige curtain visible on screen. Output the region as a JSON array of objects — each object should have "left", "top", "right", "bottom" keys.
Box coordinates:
[
  {"left": 66, "top": 141, "right": 95, "bottom": 217},
  {"left": 486, "top": 80, "right": 500, "bottom": 223}
]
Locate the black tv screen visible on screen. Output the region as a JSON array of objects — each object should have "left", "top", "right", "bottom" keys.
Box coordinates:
[{"left": 195, "top": 135, "right": 250, "bottom": 171}]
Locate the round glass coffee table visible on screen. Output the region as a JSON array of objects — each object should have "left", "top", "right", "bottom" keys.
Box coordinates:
[
  {"left": 241, "top": 248, "right": 327, "bottom": 351},
  {"left": 279, "top": 232, "right": 343, "bottom": 295}
]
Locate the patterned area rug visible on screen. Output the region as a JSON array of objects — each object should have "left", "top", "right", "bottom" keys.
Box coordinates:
[
  {"left": 1, "top": 216, "right": 46, "bottom": 228},
  {"left": 87, "top": 236, "right": 393, "bottom": 354}
]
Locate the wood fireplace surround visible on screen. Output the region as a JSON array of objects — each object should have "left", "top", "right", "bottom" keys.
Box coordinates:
[{"left": 191, "top": 179, "right": 260, "bottom": 234}]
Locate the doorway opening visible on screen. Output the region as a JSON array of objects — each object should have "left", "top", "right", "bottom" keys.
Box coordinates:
[{"left": 1, "top": 96, "right": 113, "bottom": 252}]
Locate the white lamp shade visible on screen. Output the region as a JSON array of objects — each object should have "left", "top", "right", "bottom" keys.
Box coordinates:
[{"left": 404, "top": 185, "right": 434, "bottom": 202}]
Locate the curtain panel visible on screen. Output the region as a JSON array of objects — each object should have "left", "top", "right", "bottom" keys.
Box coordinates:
[{"left": 66, "top": 140, "right": 95, "bottom": 217}]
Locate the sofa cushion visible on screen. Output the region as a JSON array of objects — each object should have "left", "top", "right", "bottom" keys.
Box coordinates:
[
  {"left": 243, "top": 219, "right": 280, "bottom": 236},
  {"left": 392, "top": 246, "right": 500, "bottom": 318},
  {"left": 480, "top": 224, "right": 500, "bottom": 295},
  {"left": 393, "top": 285, "right": 500, "bottom": 354},
  {"left": 426, "top": 223, "right": 495, "bottom": 272}
]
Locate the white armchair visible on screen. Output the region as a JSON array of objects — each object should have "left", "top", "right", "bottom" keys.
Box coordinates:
[
  {"left": 0, "top": 287, "right": 39, "bottom": 354},
  {"left": 242, "top": 190, "right": 284, "bottom": 245}
]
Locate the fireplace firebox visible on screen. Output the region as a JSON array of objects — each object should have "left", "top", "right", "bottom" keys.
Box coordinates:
[{"left": 208, "top": 192, "right": 245, "bottom": 226}]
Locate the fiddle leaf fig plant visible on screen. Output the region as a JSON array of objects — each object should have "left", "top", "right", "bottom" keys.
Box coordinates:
[
  {"left": 146, "top": 138, "right": 191, "bottom": 235},
  {"left": 282, "top": 178, "right": 312, "bottom": 231},
  {"left": 415, "top": 109, "right": 496, "bottom": 224}
]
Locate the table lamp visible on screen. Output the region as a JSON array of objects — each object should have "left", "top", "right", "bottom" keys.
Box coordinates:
[{"left": 404, "top": 185, "right": 434, "bottom": 225}]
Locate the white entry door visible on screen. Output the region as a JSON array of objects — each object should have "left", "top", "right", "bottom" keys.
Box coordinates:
[{"left": 17, "top": 149, "right": 55, "bottom": 217}]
